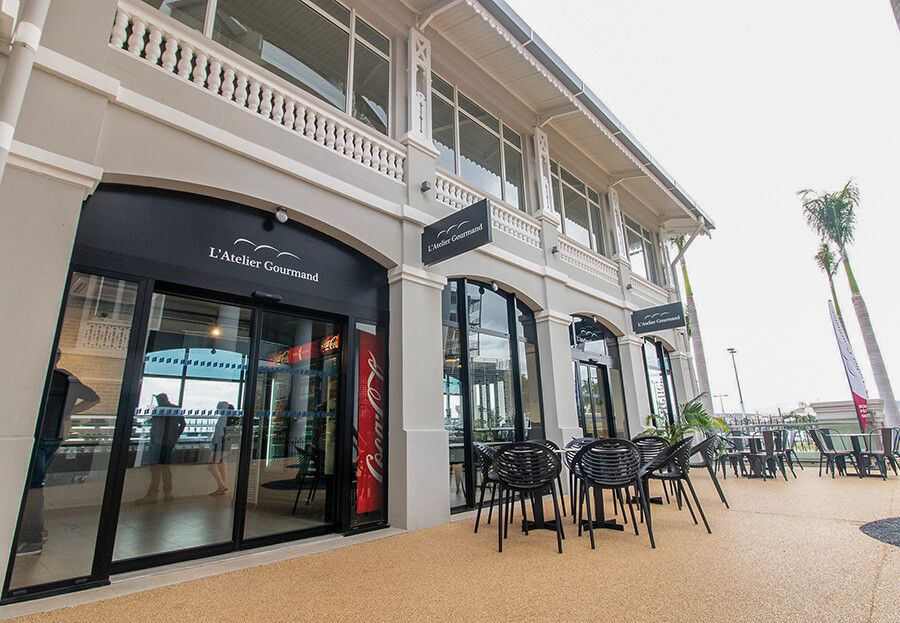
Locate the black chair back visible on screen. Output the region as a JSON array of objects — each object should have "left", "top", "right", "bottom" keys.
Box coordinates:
[
  {"left": 632, "top": 434, "right": 669, "bottom": 468},
  {"left": 473, "top": 442, "right": 496, "bottom": 476},
  {"left": 493, "top": 442, "right": 560, "bottom": 492},
  {"left": 691, "top": 434, "right": 719, "bottom": 466},
  {"left": 563, "top": 437, "right": 594, "bottom": 470},
  {"left": 807, "top": 428, "right": 827, "bottom": 454},
  {"left": 573, "top": 439, "right": 641, "bottom": 488}
]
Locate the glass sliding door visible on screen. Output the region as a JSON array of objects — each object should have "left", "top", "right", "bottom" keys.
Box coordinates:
[
  {"left": 8, "top": 273, "right": 139, "bottom": 593},
  {"left": 575, "top": 363, "right": 612, "bottom": 439},
  {"left": 113, "top": 293, "right": 252, "bottom": 562},
  {"left": 243, "top": 311, "right": 341, "bottom": 540},
  {"left": 440, "top": 279, "right": 545, "bottom": 512}
]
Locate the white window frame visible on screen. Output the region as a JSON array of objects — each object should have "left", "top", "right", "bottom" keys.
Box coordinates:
[
  {"left": 149, "top": 0, "right": 392, "bottom": 136},
  {"left": 549, "top": 161, "right": 609, "bottom": 256},
  {"left": 431, "top": 72, "right": 526, "bottom": 212}
]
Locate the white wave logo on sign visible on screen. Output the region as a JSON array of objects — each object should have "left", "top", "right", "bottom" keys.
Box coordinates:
[{"left": 207, "top": 238, "right": 320, "bottom": 282}]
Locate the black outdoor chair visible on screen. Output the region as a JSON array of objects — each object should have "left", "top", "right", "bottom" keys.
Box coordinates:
[
  {"left": 749, "top": 430, "right": 790, "bottom": 481},
  {"left": 647, "top": 437, "right": 712, "bottom": 534},
  {"left": 632, "top": 434, "right": 670, "bottom": 503},
  {"left": 784, "top": 429, "right": 805, "bottom": 472},
  {"left": 723, "top": 432, "right": 750, "bottom": 477},
  {"left": 632, "top": 440, "right": 691, "bottom": 548},
  {"left": 572, "top": 439, "right": 649, "bottom": 550},
  {"left": 691, "top": 434, "right": 729, "bottom": 508},
  {"left": 535, "top": 439, "right": 567, "bottom": 516},
  {"left": 473, "top": 442, "right": 499, "bottom": 533},
  {"left": 869, "top": 428, "right": 899, "bottom": 477},
  {"left": 564, "top": 437, "right": 595, "bottom": 525},
  {"left": 808, "top": 428, "right": 852, "bottom": 478},
  {"left": 493, "top": 442, "right": 565, "bottom": 553}
]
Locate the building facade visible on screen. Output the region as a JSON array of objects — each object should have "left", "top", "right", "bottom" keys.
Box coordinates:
[{"left": 0, "top": 0, "right": 713, "bottom": 602}]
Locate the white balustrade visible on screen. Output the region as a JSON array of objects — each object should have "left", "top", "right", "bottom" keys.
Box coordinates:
[
  {"left": 557, "top": 237, "right": 619, "bottom": 286},
  {"left": 109, "top": 0, "right": 405, "bottom": 182},
  {"left": 434, "top": 172, "right": 542, "bottom": 249},
  {"left": 630, "top": 274, "right": 670, "bottom": 305}
]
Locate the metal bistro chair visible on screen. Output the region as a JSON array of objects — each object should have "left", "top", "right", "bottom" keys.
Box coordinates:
[
  {"left": 648, "top": 437, "right": 712, "bottom": 534},
  {"left": 572, "top": 439, "right": 649, "bottom": 550},
  {"left": 869, "top": 428, "right": 899, "bottom": 477},
  {"left": 723, "top": 432, "right": 751, "bottom": 477},
  {"left": 691, "top": 434, "right": 729, "bottom": 508},
  {"left": 564, "top": 437, "right": 595, "bottom": 525},
  {"left": 808, "top": 428, "right": 852, "bottom": 478},
  {"left": 784, "top": 429, "right": 805, "bottom": 472},
  {"left": 493, "top": 442, "right": 565, "bottom": 553}
]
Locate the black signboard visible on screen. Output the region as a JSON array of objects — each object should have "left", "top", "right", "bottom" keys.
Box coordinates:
[
  {"left": 74, "top": 185, "right": 388, "bottom": 318},
  {"left": 421, "top": 199, "right": 492, "bottom": 265},
  {"left": 631, "top": 301, "right": 686, "bottom": 334}
]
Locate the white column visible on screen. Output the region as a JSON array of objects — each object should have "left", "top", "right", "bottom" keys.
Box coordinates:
[
  {"left": 534, "top": 310, "right": 581, "bottom": 447},
  {"left": 403, "top": 27, "right": 435, "bottom": 153},
  {"left": 669, "top": 349, "right": 698, "bottom": 404},
  {"left": 386, "top": 265, "right": 449, "bottom": 531},
  {"left": 617, "top": 334, "right": 650, "bottom": 435}
]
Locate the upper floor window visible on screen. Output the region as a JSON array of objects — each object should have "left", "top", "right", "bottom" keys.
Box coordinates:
[
  {"left": 431, "top": 74, "right": 526, "bottom": 212},
  {"left": 549, "top": 161, "right": 607, "bottom": 255},
  {"left": 143, "top": 0, "right": 391, "bottom": 135},
  {"left": 623, "top": 216, "right": 661, "bottom": 284}
]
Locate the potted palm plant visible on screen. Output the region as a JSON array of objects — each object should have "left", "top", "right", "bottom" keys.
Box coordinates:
[{"left": 644, "top": 394, "right": 729, "bottom": 444}]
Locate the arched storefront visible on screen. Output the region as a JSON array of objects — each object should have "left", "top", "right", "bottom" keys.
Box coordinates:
[
  {"left": 569, "top": 315, "right": 629, "bottom": 439},
  {"left": 440, "top": 279, "right": 544, "bottom": 512},
  {"left": 5, "top": 186, "right": 389, "bottom": 599}
]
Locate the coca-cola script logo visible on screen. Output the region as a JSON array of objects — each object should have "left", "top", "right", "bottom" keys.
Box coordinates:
[{"left": 363, "top": 350, "right": 385, "bottom": 483}]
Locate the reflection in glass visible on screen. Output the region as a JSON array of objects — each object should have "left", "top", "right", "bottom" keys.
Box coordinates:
[
  {"left": 626, "top": 226, "right": 648, "bottom": 280},
  {"left": 243, "top": 312, "right": 340, "bottom": 539},
  {"left": 469, "top": 332, "right": 515, "bottom": 445},
  {"left": 9, "top": 274, "right": 138, "bottom": 590},
  {"left": 589, "top": 201, "right": 606, "bottom": 255},
  {"left": 466, "top": 282, "right": 508, "bottom": 333},
  {"left": 459, "top": 113, "right": 502, "bottom": 198},
  {"left": 140, "top": 0, "right": 206, "bottom": 30},
  {"left": 576, "top": 363, "right": 610, "bottom": 439},
  {"left": 644, "top": 340, "right": 672, "bottom": 424},
  {"left": 432, "top": 96, "right": 456, "bottom": 173},
  {"left": 442, "top": 324, "right": 466, "bottom": 509},
  {"left": 563, "top": 184, "right": 591, "bottom": 248},
  {"left": 352, "top": 41, "right": 389, "bottom": 135},
  {"left": 213, "top": 0, "right": 350, "bottom": 111},
  {"left": 114, "top": 294, "right": 251, "bottom": 561},
  {"left": 504, "top": 143, "right": 525, "bottom": 211},
  {"left": 516, "top": 301, "right": 542, "bottom": 439}
]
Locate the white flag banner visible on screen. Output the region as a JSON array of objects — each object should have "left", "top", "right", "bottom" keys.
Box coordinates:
[{"left": 828, "top": 301, "right": 868, "bottom": 431}]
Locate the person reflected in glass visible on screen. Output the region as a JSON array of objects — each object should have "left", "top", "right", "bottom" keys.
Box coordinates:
[
  {"left": 207, "top": 401, "right": 234, "bottom": 496},
  {"left": 136, "top": 393, "right": 185, "bottom": 504},
  {"left": 17, "top": 349, "right": 99, "bottom": 556}
]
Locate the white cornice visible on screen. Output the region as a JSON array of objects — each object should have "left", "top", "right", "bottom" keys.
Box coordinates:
[
  {"left": 7, "top": 140, "right": 103, "bottom": 197},
  {"left": 534, "top": 309, "right": 572, "bottom": 326},
  {"left": 387, "top": 265, "right": 448, "bottom": 290}
]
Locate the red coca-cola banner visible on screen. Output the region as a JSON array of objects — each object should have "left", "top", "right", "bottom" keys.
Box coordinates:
[{"left": 356, "top": 327, "right": 385, "bottom": 514}]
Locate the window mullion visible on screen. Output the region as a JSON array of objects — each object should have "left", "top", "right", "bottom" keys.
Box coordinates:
[
  {"left": 453, "top": 88, "right": 461, "bottom": 175},
  {"left": 202, "top": 0, "right": 217, "bottom": 36},
  {"left": 345, "top": 10, "right": 356, "bottom": 116}
]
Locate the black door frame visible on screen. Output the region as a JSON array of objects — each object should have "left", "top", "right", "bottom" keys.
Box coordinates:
[
  {"left": 572, "top": 354, "right": 618, "bottom": 438},
  {"left": 3, "top": 270, "right": 369, "bottom": 600}
]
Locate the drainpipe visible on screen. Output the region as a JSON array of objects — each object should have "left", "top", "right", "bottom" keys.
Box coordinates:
[{"left": 0, "top": 0, "right": 52, "bottom": 185}]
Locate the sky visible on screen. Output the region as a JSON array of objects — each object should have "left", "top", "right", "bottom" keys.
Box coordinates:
[{"left": 506, "top": 0, "right": 900, "bottom": 415}]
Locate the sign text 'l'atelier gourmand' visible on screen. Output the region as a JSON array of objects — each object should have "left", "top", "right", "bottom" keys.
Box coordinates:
[
  {"left": 421, "top": 199, "right": 492, "bottom": 266},
  {"left": 631, "top": 301, "right": 686, "bottom": 334}
]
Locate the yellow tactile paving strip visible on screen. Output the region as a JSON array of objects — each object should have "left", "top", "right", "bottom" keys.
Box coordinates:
[{"left": 7, "top": 470, "right": 899, "bottom": 623}]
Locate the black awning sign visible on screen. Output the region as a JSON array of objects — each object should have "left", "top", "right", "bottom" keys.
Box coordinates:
[
  {"left": 631, "top": 301, "right": 686, "bottom": 334},
  {"left": 421, "top": 199, "right": 492, "bottom": 266}
]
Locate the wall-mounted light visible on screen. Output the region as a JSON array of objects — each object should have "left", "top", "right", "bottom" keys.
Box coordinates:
[
  {"left": 491, "top": 281, "right": 499, "bottom": 292},
  {"left": 551, "top": 245, "right": 559, "bottom": 254},
  {"left": 275, "top": 207, "right": 288, "bottom": 224},
  {"left": 421, "top": 180, "right": 432, "bottom": 193},
  {"left": 625, "top": 283, "right": 634, "bottom": 290},
  {"left": 209, "top": 326, "right": 222, "bottom": 338}
]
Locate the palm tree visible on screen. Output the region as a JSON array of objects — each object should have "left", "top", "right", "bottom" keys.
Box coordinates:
[
  {"left": 798, "top": 180, "right": 898, "bottom": 427},
  {"left": 673, "top": 235, "right": 713, "bottom": 415},
  {"left": 814, "top": 241, "right": 845, "bottom": 331}
]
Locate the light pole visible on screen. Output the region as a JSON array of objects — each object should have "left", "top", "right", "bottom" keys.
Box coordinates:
[
  {"left": 713, "top": 393, "right": 729, "bottom": 415},
  {"left": 727, "top": 348, "right": 747, "bottom": 420}
]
